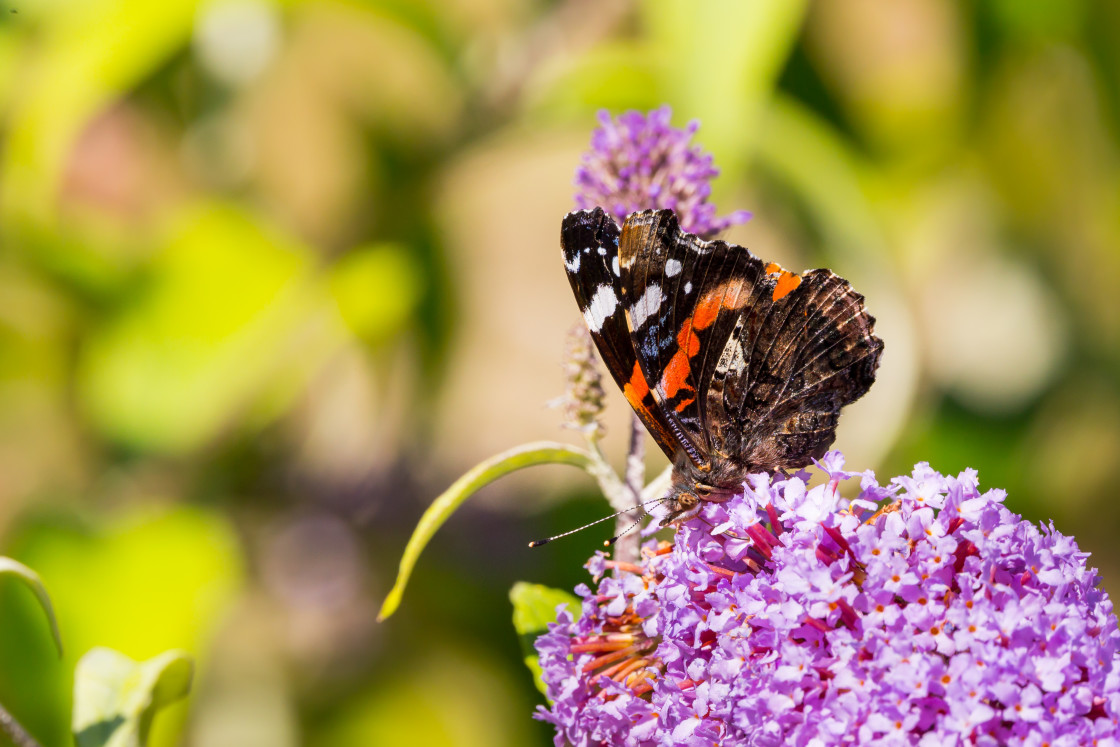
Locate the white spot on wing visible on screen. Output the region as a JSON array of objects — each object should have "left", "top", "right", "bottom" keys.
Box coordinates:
[
  {"left": 665, "top": 258, "right": 682, "bottom": 277},
  {"left": 684, "top": 281, "right": 693, "bottom": 294},
  {"left": 597, "top": 246, "right": 606, "bottom": 256},
  {"left": 629, "top": 284, "right": 663, "bottom": 329},
  {"left": 583, "top": 285, "right": 618, "bottom": 333},
  {"left": 612, "top": 256, "right": 620, "bottom": 276},
  {"left": 564, "top": 253, "right": 580, "bottom": 273}
]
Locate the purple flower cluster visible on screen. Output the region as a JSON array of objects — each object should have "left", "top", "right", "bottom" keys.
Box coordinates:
[
  {"left": 536, "top": 454, "right": 1120, "bottom": 746},
  {"left": 574, "top": 106, "right": 751, "bottom": 239}
]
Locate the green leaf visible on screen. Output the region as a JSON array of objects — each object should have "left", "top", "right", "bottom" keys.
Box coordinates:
[
  {"left": 377, "top": 442, "right": 595, "bottom": 622},
  {"left": 0, "top": 506, "right": 243, "bottom": 747},
  {"left": 509, "top": 582, "right": 580, "bottom": 696},
  {"left": 72, "top": 648, "right": 193, "bottom": 747},
  {"left": 0, "top": 556, "right": 62, "bottom": 657}
]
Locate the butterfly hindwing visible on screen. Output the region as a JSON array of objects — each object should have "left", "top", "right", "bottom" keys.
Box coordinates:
[
  {"left": 713, "top": 268, "right": 882, "bottom": 470},
  {"left": 560, "top": 208, "right": 684, "bottom": 462},
  {"left": 734, "top": 268, "right": 882, "bottom": 470}
]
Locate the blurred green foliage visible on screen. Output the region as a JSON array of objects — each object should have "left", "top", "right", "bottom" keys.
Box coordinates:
[
  {"left": 79, "top": 204, "right": 322, "bottom": 453},
  {"left": 73, "top": 648, "right": 193, "bottom": 747},
  {"left": 0, "top": 0, "right": 1117, "bottom": 745},
  {"left": 0, "top": 508, "right": 239, "bottom": 746}
]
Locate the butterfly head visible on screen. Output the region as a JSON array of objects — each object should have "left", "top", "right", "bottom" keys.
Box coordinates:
[{"left": 661, "top": 470, "right": 738, "bottom": 526}]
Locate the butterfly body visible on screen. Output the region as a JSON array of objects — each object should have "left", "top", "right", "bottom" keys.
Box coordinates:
[{"left": 561, "top": 207, "right": 883, "bottom": 525}]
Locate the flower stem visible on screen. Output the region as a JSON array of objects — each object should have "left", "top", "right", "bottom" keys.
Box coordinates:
[
  {"left": 0, "top": 700, "right": 40, "bottom": 747},
  {"left": 583, "top": 436, "right": 628, "bottom": 510},
  {"left": 615, "top": 414, "right": 647, "bottom": 563}
]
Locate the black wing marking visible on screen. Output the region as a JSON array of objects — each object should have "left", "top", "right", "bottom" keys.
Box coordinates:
[{"left": 561, "top": 208, "right": 685, "bottom": 462}]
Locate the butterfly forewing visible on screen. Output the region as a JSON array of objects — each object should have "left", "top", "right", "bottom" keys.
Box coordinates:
[
  {"left": 560, "top": 208, "right": 685, "bottom": 462},
  {"left": 619, "top": 210, "right": 770, "bottom": 470}
]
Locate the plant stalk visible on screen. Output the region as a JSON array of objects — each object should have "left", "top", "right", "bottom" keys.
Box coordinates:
[
  {"left": 614, "top": 414, "right": 647, "bottom": 563},
  {"left": 0, "top": 700, "right": 40, "bottom": 747}
]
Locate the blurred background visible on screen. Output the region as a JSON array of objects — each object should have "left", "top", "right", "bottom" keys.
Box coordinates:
[{"left": 0, "top": 0, "right": 1118, "bottom": 744}]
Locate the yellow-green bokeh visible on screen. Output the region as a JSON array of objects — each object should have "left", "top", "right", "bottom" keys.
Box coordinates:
[{"left": 0, "top": 1, "right": 1118, "bottom": 744}]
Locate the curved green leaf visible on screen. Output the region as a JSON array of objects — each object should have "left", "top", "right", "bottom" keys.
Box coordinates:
[
  {"left": 510, "top": 582, "right": 580, "bottom": 696},
  {"left": 72, "top": 648, "right": 193, "bottom": 747},
  {"left": 0, "top": 556, "right": 62, "bottom": 657},
  {"left": 377, "top": 442, "right": 594, "bottom": 622}
]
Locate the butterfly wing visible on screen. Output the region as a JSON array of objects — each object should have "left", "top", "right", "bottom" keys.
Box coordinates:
[
  {"left": 561, "top": 208, "right": 684, "bottom": 462},
  {"left": 707, "top": 268, "right": 883, "bottom": 470},
  {"left": 618, "top": 210, "right": 768, "bottom": 471},
  {"left": 618, "top": 209, "right": 882, "bottom": 474}
]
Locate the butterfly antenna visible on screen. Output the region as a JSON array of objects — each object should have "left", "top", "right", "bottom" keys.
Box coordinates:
[
  {"left": 604, "top": 508, "right": 652, "bottom": 546},
  {"left": 529, "top": 496, "right": 667, "bottom": 548}
]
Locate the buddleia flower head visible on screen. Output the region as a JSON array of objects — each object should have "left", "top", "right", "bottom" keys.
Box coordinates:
[
  {"left": 536, "top": 453, "right": 1120, "bottom": 746},
  {"left": 574, "top": 106, "right": 751, "bottom": 239}
]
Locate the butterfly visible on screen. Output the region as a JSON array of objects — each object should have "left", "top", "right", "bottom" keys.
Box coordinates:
[{"left": 561, "top": 207, "right": 883, "bottom": 525}]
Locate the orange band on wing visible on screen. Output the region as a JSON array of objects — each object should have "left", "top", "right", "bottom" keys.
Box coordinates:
[
  {"left": 661, "top": 349, "right": 694, "bottom": 399},
  {"left": 620, "top": 359, "right": 688, "bottom": 460},
  {"left": 623, "top": 360, "right": 650, "bottom": 410},
  {"left": 764, "top": 262, "right": 802, "bottom": 302},
  {"left": 677, "top": 325, "right": 700, "bottom": 356},
  {"left": 692, "top": 278, "right": 748, "bottom": 331},
  {"left": 772, "top": 271, "right": 802, "bottom": 301},
  {"left": 659, "top": 279, "right": 751, "bottom": 400}
]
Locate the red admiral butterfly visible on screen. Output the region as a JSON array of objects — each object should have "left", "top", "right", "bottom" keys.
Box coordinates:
[{"left": 562, "top": 207, "right": 883, "bottom": 525}]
